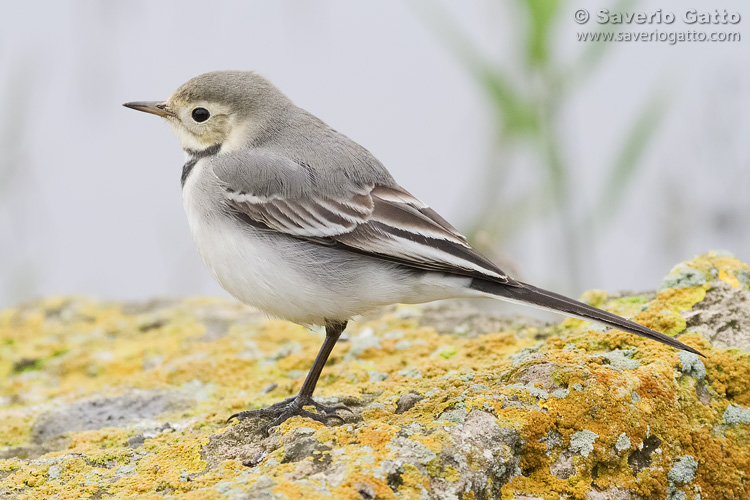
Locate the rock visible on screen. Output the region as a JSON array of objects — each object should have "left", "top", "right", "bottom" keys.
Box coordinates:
[
  {"left": 550, "top": 449, "right": 576, "bottom": 479},
  {"left": 0, "top": 252, "right": 749, "bottom": 499},
  {"left": 416, "top": 300, "right": 548, "bottom": 337},
  {"left": 32, "top": 390, "right": 195, "bottom": 443},
  {"left": 683, "top": 280, "right": 750, "bottom": 351},
  {"left": 513, "top": 362, "right": 559, "bottom": 392},
  {"left": 627, "top": 435, "right": 662, "bottom": 474},
  {"left": 586, "top": 487, "right": 644, "bottom": 500},
  {"left": 394, "top": 393, "right": 423, "bottom": 414}
]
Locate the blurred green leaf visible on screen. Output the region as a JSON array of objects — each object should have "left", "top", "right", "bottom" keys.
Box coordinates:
[
  {"left": 538, "top": 120, "right": 567, "bottom": 201},
  {"left": 567, "top": 0, "right": 637, "bottom": 85},
  {"left": 411, "top": 2, "right": 537, "bottom": 135},
  {"left": 417, "top": 0, "right": 668, "bottom": 291},
  {"left": 520, "top": 0, "right": 561, "bottom": 67},
  {"left": 480, "top": 69, "right": 538, "bottom": 135}
]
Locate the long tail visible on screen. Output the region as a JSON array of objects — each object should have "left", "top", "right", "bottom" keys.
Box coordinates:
[{"left": 470, "top": 278, "right": 704, "bottom": 357}]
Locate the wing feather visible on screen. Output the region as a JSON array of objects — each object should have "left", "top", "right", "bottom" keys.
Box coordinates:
[{"left": 214, "top": 162, "right": 510, "bottom": 282}]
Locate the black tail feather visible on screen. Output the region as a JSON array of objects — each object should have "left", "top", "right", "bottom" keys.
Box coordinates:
[{"left": 470, "top": 279, "right": 704, "bottom": 357}]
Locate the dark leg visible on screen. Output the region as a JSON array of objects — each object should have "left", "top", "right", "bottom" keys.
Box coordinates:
[
  {"left": 227, "top": 320, "right": 351, "bottom": 432},
  {"left": 298, "top": 320, "right": 346, "bottom": 399}
]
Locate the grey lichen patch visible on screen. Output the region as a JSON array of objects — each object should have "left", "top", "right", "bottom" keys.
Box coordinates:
[
  {"left": 569, "top": 430, "right": 598, "bottom": 458},
  {"left": 723, "top": 404, "right": 750, "bottom": 425},
  {"left": 615, "top": 432, "right": 631, "bottom": 452},
  {"left": 660, "top": 265, "right": 707, "bottom": 290},
  {"left": 667, "top": 455, "right": 698, "bottom": 484},
  {"left": 572, "top": 383, "right": 584, "bottom": 392},
  {"left": 271, "top": 342, "right": 303, "bottom": 360},
  {"left": 511, "top": 342, "right": 543, "bottom": 365},
  {"left": 666, "top": 486, "right": 687, "bottom": 500},
  {"left": 397, "top": 368, "right": 422, "bottom": 379},
  {"left": 47, "top": 464, "right": 62, "bottom": 479},
  {"left": 468, "top": 384, "right": 489, "bottom": 393},
  {"left": 508, "top": 383, "right": 549, "bottom": 401},
  {"left": 738, "top": 269, "right": 750, "bottom": 288},
  {"left": 438, "top": 405, "right": 468, "bottom": 425},
  {"left": 394, "top": 340, "right": 411, "bottom": 350},
  {"left": 545, "top": 430, "right": 563, "bottom": 450},
  {"left": 526, "top": 386, "right": 549, "bottom": 401},
  {"left": 678, "top": 351, "right": 706, "bottom": 380},
  {"left": 386, "top": 436, "right": 436, "bottom": 466},
  {"left": 382, "top": 330, "right": 404, "bottom": 340},
  {"left": 594, "top": 350, "right": 640, "bottom": 371},
  {"left": 712, "top": 250, "right": 736, "bottom": 257},
  {"left": 368, "top": 371, "right": 388, "bottom": 382},
  {"left": 631, "top": 391, "right": 641, "bottom": 404},
  {"left": 344, "top": 328, "right": 381, "bottom": 360},
  {"left": 587, "top": 323, "right": 608, "bottom": 333},
  {"left": 550, "top": 388, "right": 569, "bottom": 399}
]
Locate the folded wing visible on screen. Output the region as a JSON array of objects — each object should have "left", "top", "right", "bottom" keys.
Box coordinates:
[{"left": 213, "top": 154, "right": 511, "bottom": 283}]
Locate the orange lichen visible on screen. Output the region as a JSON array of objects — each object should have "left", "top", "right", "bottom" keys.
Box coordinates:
[{"left": 0, "top": 253, "right": 749, "bottom": 499}]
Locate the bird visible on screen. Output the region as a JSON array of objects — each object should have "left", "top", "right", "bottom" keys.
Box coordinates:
[{"left": 124, "top": 70, "right": 703, "bottom": 430}]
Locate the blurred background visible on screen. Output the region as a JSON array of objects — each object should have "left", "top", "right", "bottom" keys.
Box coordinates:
[{"left": 0, "top": 0, "right": 748, "bottom": 309}]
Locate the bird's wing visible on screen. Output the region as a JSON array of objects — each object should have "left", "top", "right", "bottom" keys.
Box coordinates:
[
  {"left": 210, "top": 151, "right": 512, "bottom": 283},
  {"left": 209, "top": 150, "right": 704, "bottom": 356}
]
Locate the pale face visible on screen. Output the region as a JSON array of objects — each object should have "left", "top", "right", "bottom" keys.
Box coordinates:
[
  {"left": 162, "top": 97, "right": 236, "bottom": 152},
  {"left": 125, "top": 71, "right": 280, "bottom": 155}
]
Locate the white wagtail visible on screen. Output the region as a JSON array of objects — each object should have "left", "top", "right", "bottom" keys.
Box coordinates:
[{"left": 124, "top": 71, "right": 702, "bottom": 429}]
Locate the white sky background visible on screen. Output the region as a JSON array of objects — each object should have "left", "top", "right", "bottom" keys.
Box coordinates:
[{"left": 0, "top": 1, "right": 748, "bottom": 309}]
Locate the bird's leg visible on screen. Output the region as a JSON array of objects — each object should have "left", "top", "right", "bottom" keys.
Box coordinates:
[{"left": 227, "top": 320, "right": 352, "bottom": 433}]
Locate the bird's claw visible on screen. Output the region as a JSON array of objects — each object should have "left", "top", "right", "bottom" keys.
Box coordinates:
[{"left": 227, "top": 395, "right": 352, "bottom": 435}]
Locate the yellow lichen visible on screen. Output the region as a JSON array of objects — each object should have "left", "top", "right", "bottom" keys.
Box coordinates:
[
  {"left": 0, "top": 459, "right": 22, "bottom": 472},
  {"left": 0, "top": 253, "right": 748, "bottom": 499},
  {"left": 0, "top": 412, "right": 34, "bottom": 448}
]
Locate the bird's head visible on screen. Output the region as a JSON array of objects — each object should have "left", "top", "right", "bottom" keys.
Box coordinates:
[{"left": 124, "top": 70, "right": 289, "bottom": 153}]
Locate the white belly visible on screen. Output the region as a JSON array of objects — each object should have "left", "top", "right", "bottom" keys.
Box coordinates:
[{"left": 181, "top": 166, "right": 474, "bottom": 325}]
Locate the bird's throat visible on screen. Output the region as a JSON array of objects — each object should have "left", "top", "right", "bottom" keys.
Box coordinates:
[{"left": 181, "top": 143, "right": 222, "bottom": 188}]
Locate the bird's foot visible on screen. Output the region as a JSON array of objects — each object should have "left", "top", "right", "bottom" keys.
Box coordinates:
[{"left": 227, "top": 395, "right": 352, "bottom": 434}]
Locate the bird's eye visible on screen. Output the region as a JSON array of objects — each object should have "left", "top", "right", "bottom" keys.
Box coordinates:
[{"left": 191, "top": 108, "right": 210, "bottom": 123}]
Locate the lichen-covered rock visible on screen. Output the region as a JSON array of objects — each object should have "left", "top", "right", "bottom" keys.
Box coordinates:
[{"left": 0, "top": 251, "right": 748, "bottom": 499}]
